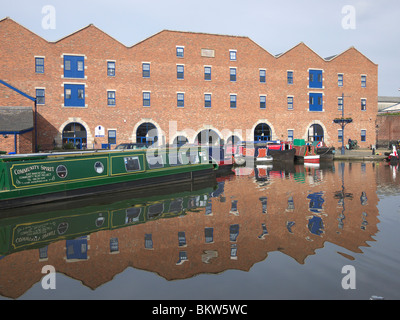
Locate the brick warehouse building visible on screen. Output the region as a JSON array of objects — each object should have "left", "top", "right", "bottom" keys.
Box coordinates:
[{"left": 0, "top": 17, "right": 378, "bottom": 154}]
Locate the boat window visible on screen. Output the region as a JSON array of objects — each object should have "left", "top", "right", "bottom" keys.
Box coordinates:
[
  {"left": 169, "top": 198, "right": 183, "bottom": 214},
  {"left": 147, "top": 203, "right": 164, "bottom": 219},
  {"left": 125, "top": 207, "right": 142, "bottom": 223},
  {"left": 124, "top": 156, "right": 141, "bottom": 172}
]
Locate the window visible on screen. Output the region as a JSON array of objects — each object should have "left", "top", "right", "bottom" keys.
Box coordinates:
[
  {"left": 287, "top": 96, "right": 294, "bottom": 110},
  {"left": 288, "top": 130, "right": 294, "bottom": 141},
  {"left": 309, "top": 93, "right": 323, "bottom": 112},
  {"left": 338, "top": 96, "right": 343, "bottom": 110},
  {"left": 338, "top": 129, "right": 343, "bottom": 142},
  {"left": 63, "top": 55, "right": 85, "bottom": 78},
  {"left": 260, "top": 95, "right": 266, "bottom": 109},
  {"left": 260, "top": 69, "right": 266, "bottom": 83},
  {"left": 361, "top": 75, "right": 367, "bottom": 88},
  {"left": 124, "top": 156, "right": 141, "bottom": 172},
  {"left": 205, "top": 94, "right": 211, "bottom": 108},
  {"left": 361, "top": 98, "right": 367, "bottom": 111},
  {"left": 108, "top": 130, "right": 117, "bottom": 145},
  {"left": 230, "top": 68, "right": 236, "bottom": 82},
  {"left": 35, "top": 57, "right": 44, "bottom": 73},
  {"left": 361, "top": 130, "right": 366, "bottom": 142},
  {"left": 229, "top": 50, "right": 237, "bottom": 61},
  {"left": 36, "top": 89, "right": 45, "bottom": 105},
  {"left": 205, "top": 228, "right": 214, "bottom": 243},
  {"left": 230, "top": 94, "right": 237, "bottom": 109},
  {"left": 107, "top": 61, "right": 115, "bottom": 76},
  {"left": 64, "top": 84, "right": 85, "bottom": 107},
  {"left": 177, "top": 65, "right": 184, "bottom": 79},
  {"left": 177, "top": 93, "right": 184, "bottom": 108},
  {"left": 110, "top": 238, "right": 119, "bottom": 253},
  {"left": 309, "top": 69, "right": 323, "bottom": 89},
  {"left": 204, "top": 66, "right": 211, "bottom": 80},
  {"left": 142, "top": 63, "right": 150, "bottom": 78},
  {"left": 338, "top": 74, "right": 343, "bottom": 87},
  {"left": 176, "top": 46, "right": 184, "bottom": 58},
  {"left": 287, "top": 71, "right": 293, "bottom": 85},
  {"left": 143, "top": 92, "right": 150, "bottom": 107},
  {"left": 107, "top": 91, "right": 116, "bottom": 106}
]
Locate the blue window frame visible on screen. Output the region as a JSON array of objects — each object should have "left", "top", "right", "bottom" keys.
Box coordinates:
[
  {"left": 288, "top": 130, "right": 294, "bottom": 141},
  {"left": 287, "top": 71, "right": 293, "bottom": 85},
  {"left": 35, "top": 57, "right": 44, "bottom": 73},
  {"left": 143, "top": 92, "right": 150, "bottom": 107},
  {"left": 63, "top": 55, "right": 85, "bottom": 78},
  {"left": 260, "top": 69, "right": 266, "bottom": 83},
  {"left": 361, "top": 75, "right": 367, "bottom": 88},
  {"left": 142, "top": 63, "right": 150, "bottom": 78},
  {"left": 230, "top": 94, "right": 237, "bottom": 109},
  {"left": 108, "top": 91, "right": 116, "bottom": 106},
  {"left": 338, "top": 129, "right": 343, "bottom": 142},
  {"left": 177, "top": 65, "right": 184, "bottom": 79},
  {"left": 361, "top": 99, "right": 367, "bottom": 111},
  {"left": 36, "top": 89, "right": 45, "bottom": 105},
  {"left": 229, "top": 50, "right": 237, "bottom": 61},
  {"left": 177, "top": 93, "right": 184, "bottom": 108},
  {"left": 309, "top": 93, "right": 323, "bottom": 112},
  {"left": 204, "top": 66, "right": 211, "bottom": 80},
  {"left": 64, "top": 84, "right": 85, "bottom": 107},
  {"left": 107, "top": 61, "right": 115, "bottom": 76},
  {"left": 176, "top": 46, "right": 184, "bottom": 58},
  {"left": 108, "top": 130, "right": 117, "bottom": 145},
  {"left": 230, "top": 68, "right": 236, "bottom": 82},
  {"left": 260, "top": 95, "right": 266, "bottom": 109},
  {"left": 338, "top": 97, "right": 343, "bottom": 110},
  {"left": 338, "top": 74, "right": 343, "bottom": 87},
  {"left": 309, "top": 70, "right": 323, "bottom": 88},
  {"left": 66, "top": 237, "right": 88, "bottom": 260},
  {"left": 287, "top": 96, "right": 294, "bottom": 110},
  {"left": 361, "top": 130, "right": 366, "bottom": 142},
  {"left": 205, "top": 94, "right": 211, "bottom": 108}
]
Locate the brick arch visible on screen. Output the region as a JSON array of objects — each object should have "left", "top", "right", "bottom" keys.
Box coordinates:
[
  {"left": 56, "top": 118, "right": 93, "bottom": 147},
  {"left": 131, "top": 119, "right": 165, "bottom": 145},
  {"left": 193, "top": 125, "right": 223, "bottom": 145},
  {"left": 251, "top": 120, "right": 276, "bottom": 141},
  {"left": 304, "top": 120, "right": 330, "bottom": 143}
]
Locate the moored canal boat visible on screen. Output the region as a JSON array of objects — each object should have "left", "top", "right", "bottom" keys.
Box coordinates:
[
  {"left": 293, "top": 139, "right": 320, "bottom": 164},
  {"left": 234, "top": 141, "right": 294, "bottom": 165},
  {"left": 0, "top": 147, "right": 218, "bottom": 210}
]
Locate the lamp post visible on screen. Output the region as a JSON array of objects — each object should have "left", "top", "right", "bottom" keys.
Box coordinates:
[{"left": 333, "top": 93, "right": 352, "bottom": 155}]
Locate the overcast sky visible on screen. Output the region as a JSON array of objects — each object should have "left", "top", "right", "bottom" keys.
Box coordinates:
[{"left": 2, "top": 0, "right": 399, "bottom": 96}]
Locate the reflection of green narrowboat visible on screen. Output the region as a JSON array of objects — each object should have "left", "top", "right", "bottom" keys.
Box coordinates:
[
  {"left": 0, "top": 147, "right": 217, "bottom": 209},
  {"left": 0, "top": 184, "right": 214, "bottom": 256}
]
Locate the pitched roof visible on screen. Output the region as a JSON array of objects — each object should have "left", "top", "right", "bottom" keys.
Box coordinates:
[{"left": 0, "top": 106, "right": 33, "bottom": 133}]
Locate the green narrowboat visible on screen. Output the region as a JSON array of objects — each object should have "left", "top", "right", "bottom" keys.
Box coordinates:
[{"left": 0, "top": 147, "right": 218, "bottom": 210}]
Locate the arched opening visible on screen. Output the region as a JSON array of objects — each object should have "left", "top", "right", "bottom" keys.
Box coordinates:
[
  {"left": 136, "top": 122, "right": 158, "bottom": 144},
  {"left": 62, "top": 122, "right": 87, "bottom": 149},
  {"left": 254, "top": 123, "right": 271, "bottom": 141},
  {"left": 172, "top": 135, "right": 188, "bottom": 147},
  {"left": 308, "top": 124, "right": 324, "bottom": 142},
  {"left": 195, "top": 129, "right": 221, "bottom": 146}
]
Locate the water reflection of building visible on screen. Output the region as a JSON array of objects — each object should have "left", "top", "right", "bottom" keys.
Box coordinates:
[{"left": 0, "top": 163, "right": 379, "bottom": 299}]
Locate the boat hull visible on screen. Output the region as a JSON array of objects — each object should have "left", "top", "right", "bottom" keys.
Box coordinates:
[
  {"left": 268, "top": 148, "right": 296, "bottom": 162},
  {"left": 0, "top": 148, "right": 216, "bottom": 210}
]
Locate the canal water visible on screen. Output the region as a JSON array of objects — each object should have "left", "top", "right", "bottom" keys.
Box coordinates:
[{"left": 0, "top": 161, "right": 399, "bottom": 300}]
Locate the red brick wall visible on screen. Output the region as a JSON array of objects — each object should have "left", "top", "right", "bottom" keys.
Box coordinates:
[
  {"left": 0, "top": 18, "right": 378, "bottom": 152},
  {"left": 376, "top": 114, "right": 400, "bottom": 148}
]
